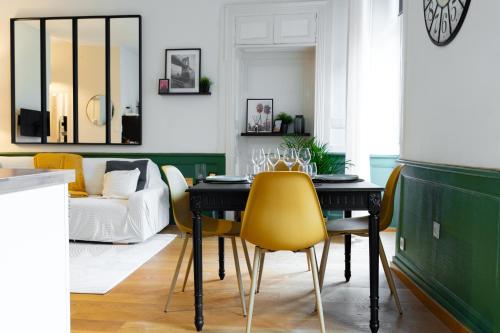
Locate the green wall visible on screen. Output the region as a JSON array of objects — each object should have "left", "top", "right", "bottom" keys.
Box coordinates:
[
  {"left": 394, "top": 161, "right": 500, "bottom": 332},
  {"left": 370, "top": 155, "right": 399, "bottom": 227},
  {"left": 0, "top": 152, "right": 226, "bottom": 184}
]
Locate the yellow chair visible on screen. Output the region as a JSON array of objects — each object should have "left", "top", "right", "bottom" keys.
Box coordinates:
[
  {"left": 161, "top": 165, "right": 251, "bottom": 316},
  {"left": 258, "top": 159, "right": 311, "bottom": 281},
  {"left": 318, "top": 165, "right": 404, "bottom": 315},
  {"left": 241, "top": 172, "right": 328, "bottom": 333},
  {"left": 274, "top": 160, "right": 300, "bottom": 171}
]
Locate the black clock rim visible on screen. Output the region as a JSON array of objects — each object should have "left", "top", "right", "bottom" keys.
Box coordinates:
[{"left": 424, "top": 0, "right": 471, "bottom": 47}]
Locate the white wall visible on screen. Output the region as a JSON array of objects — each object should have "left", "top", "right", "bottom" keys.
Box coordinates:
[
  {"left": 237, "top": 48, "right": 315, "bottom": 174},
  {"left": 401, "top": 0, "right": 500, "bottom": 169},
  {"left": 329, "top": 0, "right": 348, "bottom": 153},
  {"left": 1, "top": 0, "right": 316, "bottom": 153}
]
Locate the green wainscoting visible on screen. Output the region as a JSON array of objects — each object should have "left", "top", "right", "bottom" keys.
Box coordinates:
[
  {"left": 394, "top": 160, "right": 500, "bottom": 332},
  {"left": 0, "top": 152, "right": 226, "bottom": 184},
  {"left": 370, "top": 155, "right": 399, "bottom": 227}
]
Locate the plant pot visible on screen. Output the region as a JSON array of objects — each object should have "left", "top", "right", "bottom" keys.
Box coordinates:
[
  {"left": 280, "top": 123, "right": 288, "bottom": 134},
  {"left": 200, "top": 85, "right": 210, "bottom": 94}
]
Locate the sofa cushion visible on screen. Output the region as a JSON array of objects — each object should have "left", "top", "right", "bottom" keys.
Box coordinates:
[
  {"left": 0, "top": 156, "right": 34, "bottom": 169},
  {"left": 69, "top": 196, "right": 129, "bottom": 242},
  {"left": 105, "top": 160, "right": 148, "bottom": 191},
  {"left": 33, "top": 153, "right": 88, "bottom": 197},
  {"left": 102, "top": 168, "right": 141, "bottom": 199},
  {"left": 82, "top": 158, "right": 162, "bottom": 195}
]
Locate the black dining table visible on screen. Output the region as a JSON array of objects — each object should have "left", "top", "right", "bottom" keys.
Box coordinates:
[{"left": 187, "top": 180, "right": 384, "bottom": 333}]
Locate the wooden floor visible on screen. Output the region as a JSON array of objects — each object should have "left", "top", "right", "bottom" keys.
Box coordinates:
[{"left": 71, "top": 228, "right": 450, "bottom": 333}]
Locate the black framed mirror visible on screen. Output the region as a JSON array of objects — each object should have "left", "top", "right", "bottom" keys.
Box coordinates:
[{"left": 10, "top": 15, "right": 141, "bottom": 145}]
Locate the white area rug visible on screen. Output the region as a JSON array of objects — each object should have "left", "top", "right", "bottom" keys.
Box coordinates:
[{"left": 70, "top": 234, "right": 176, "bottom": 294}]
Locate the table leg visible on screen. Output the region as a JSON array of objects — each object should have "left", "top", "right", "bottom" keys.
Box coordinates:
[
  {"left": 344, "top": 210, "right": 352, "bottom": 282},
  {"left": 193, "top": 210, "right": 204, "bottom": 331},
  {"left": 217, "top": 211, "right": 225, "bottom": 280},
  {"left": 368, "top": 193, "right": 381, "bottom": 333},
  {"left": 218, "top": 237, "right": 225, "bottom": 280}
]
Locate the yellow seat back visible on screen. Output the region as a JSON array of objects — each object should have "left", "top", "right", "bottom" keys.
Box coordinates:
[
  {"left": 380, "top": 165, "right": 403, "bottom": 231},
  {"left": 275, "top": 160, "right": 300, "bottom": 171},
  {"left": 161, "top": 165, "right": 193, "bottom": 234},
  {"left": 241, "top": 172, "right": 327, "bottom": 251}
]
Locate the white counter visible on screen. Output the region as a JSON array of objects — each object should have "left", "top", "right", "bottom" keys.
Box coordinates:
[{"left": 0, "top": 168, "right": 75, "bottom": 333}]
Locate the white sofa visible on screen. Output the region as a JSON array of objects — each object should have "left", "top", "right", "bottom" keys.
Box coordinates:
[{"left": 0, "top": 156, "right": 170, "bottom": 243}]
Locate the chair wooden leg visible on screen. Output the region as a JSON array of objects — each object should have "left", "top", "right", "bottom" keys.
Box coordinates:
[
  {"left": 309, "top": 247, "right": 326, "bottom": 333},
  {"left": 319, "top": 237, "right": 331, "bottom": 291},
  {"left": 246, "top": 247, "right": 262, "bottom": 333},
  {"left": 256, "top": 252, "right": 265, "bottom": 293},
  {"left": 379, "top": 237, "right": 403, "bottom": 315},
  {"left": 307, "top": 251, "right": 311, "bottom": 271},
  {"left": 241, "top": 239, "right": 253, "bottom": 276},
  {"left": 231, "top": 237, "right": 247, "bottom": 317},
  {"left": 164, "top": 235, "right": 189, "bottom": 312},
  {"left": 181, "top": 247, "right": 193, "bottom": 292}
]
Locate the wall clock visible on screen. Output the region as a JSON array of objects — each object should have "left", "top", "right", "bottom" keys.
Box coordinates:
[{"left": 424, "top": 0, "right": 471, "bottom": 46}]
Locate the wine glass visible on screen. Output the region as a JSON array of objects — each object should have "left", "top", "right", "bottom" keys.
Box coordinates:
[
  {"left": 283, "top": 148, "right": 298, "bottom": 171},
  {"left": 308, "top": 162, "right": 318, "bottom": 178},
  {"left": 252, "top": 147, "right": 265, "bottom": 168},
  {"left": 267, "top": 147, "right": 281, "bottom": 171},
  {"left": 298, "top": 148, "right": 311, "bottom": 166},
  {"left": 246, "top": 164, "right": 259, "bottom": 181},
  {"left": 298, "top": 163, "right": 308, "bottom": 173}
]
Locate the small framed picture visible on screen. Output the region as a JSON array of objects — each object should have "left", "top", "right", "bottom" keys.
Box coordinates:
[
  {"left": 165, "top": 48, "right": 201, "bottom": 94},
  {"left": 273, "top": 120, "right": 282, "bottom": 133},
  {"left": 246, "top": 99, "right": 273, "bottom": 133},
  {"left": 158, "top": 79, "right": 169, "bottom": 94}
]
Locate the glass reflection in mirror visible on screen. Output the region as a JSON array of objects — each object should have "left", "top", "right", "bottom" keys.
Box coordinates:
[
  {"left": 78, "top": 19, "right": 106, "bottom": 143},
  {"left": 14, "top": 20, "right": 41, "bottom": 143},
  {"left": 46, "top": 20, "right": 73, "bottom": 143},
  {"left": 86, "top": 95, "right": 114, "bottom": 126},
  {"left": 110, "top": 18, "right": 140, "bottom": 144}
]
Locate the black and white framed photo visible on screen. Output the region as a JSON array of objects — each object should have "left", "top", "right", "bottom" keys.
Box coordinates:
[
  {"left": 165, "top": 48, "right": 201, "bottom": 94},
  {"left": 246, "top": 99, "right": 273, "bottom": 133}
]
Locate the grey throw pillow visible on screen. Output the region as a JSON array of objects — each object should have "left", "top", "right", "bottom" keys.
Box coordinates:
[{"left": 105, "top": 160, "right": 148, "bottom": 191}]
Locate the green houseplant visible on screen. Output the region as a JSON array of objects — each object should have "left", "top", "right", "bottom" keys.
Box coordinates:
[
  {"left": 199, "top": 76, "right": 212, "bottom": 93},
  {"left": 281, "top": 135, "right": 351, "bottom": 174},
  {"left": 275, "top": 112, "right": 293, "bottom": 134}
]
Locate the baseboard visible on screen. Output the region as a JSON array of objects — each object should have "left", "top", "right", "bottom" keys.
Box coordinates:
[{"left": 390, "top": 263, "right": 470, "bottom": 333}]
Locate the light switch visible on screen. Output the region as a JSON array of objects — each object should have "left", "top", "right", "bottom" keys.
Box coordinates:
[{"left": 433, "top": 221, "right": 440, "bottom": 239}]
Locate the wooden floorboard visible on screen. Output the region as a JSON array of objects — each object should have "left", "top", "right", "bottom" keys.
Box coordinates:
[{"left": 71, "top": 228, "right": 451, "bottom": 332}]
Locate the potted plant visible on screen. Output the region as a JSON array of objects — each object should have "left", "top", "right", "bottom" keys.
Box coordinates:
[
  {"left": 199, "top": 76, "right": 212, "bottom": 94},
  {"left": 275, "top": 112, "right": 293, "bottom": 134},
  {"left": 281, "top": 135, "right": 352, "bottom": 174}
]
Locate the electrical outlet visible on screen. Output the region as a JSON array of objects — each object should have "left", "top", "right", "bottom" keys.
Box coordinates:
[
  {"left": 399, "top": 237, "right": 405, "bottom": 251},
  {"left": 433, "top": 221, "right": 440, "bottom": 239}
]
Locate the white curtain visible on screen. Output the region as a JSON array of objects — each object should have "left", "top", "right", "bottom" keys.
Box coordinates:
[{"left": 344, "top": 0, "right": 402, "bottom": 180}]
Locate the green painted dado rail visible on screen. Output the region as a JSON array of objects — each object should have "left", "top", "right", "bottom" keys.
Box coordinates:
[
  {"left": 394, "top": 160, "right": 500, "bottom": 332},
  {"left": 0, "top": 152, "right": 226, "bottom": 184}
]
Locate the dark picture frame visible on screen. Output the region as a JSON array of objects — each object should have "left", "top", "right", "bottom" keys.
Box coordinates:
[
  {"left": 10, "top": 15, "right": 142, "bottom": 145},
  {"left": 246, "top": 98, "right": 273, "bottom": 133},
  {"left": 165, "top": 48, "right": 201, "bottom": 94},
  {"left": 158, "top": 79, "right": 169, "bottom": 94}
]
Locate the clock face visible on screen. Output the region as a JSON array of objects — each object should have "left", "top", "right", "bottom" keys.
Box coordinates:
[{"left": 424, "top": 0, "right": 471, "bottom": 46}]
